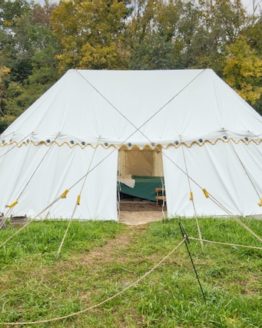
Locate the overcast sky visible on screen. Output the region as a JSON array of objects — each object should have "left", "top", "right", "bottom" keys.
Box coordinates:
[{"left": 35, "top": 0, "right": 261, "bottom": 14}]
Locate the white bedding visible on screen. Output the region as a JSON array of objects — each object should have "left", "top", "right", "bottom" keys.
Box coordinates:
[{"left": 118, "top": 175, "right": 135, "bottom": 188}]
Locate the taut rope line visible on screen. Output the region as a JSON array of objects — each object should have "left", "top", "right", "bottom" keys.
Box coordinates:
[
  {"left": 229, "top": 140, "right": 261, "bottom": 200},
  {"left": 56, "top": 145, "right": 98, "bottom": 256},
  {"left": 189, "top": 236, "right": 262, "bottom": 251},
  {"left": 180, "top": 138, "right": 203, "bottom": 249},
  {"left": 1, "top": 238, "right": 185, "bottom": 326},
  {"left": 0, "top": 134, "right": 31, "bottom": 160}
]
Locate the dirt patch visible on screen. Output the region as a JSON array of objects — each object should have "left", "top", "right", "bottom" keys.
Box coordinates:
[
  {"left": 120, "top": 211, "right": 165, "bottom": 225},
  {"left": 0, "top": 225, "right": 147, "bottom": 288},
  {"left": 73, "top": 225, "right": 146, "bottom": 265},
  {"left": 119, "top": 200, "right": 166, "bottom": 225}
]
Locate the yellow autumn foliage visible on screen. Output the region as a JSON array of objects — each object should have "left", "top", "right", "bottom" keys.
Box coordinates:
[
  {"left": 224, "top": 36, "right": 262, "bottom": 104},
  {"left": 51, "top": 0, "right": 128, "bottom": 71}
]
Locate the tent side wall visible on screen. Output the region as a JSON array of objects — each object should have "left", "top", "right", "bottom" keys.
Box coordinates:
[
  {"left": 0, "top": 145, "right": 118, "bottom": 220},
  {"left": 163, "top": 143, "right": 262, "bottom": 217}
]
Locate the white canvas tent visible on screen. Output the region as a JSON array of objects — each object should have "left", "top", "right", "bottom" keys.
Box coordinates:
[{"left": 0, "top": 69, "right": 261, "bottom": 220}]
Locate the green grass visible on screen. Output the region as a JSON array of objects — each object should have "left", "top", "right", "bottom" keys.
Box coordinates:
[
  {"left": 0, "top": 220, "right": 123, "bottom": 266},
  {"left": 0, "top": 218, "right": 261, "bottom": 327}
]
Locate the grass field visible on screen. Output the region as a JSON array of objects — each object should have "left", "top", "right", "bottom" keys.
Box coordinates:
[{"left": 0, "top": 218, "right": 261, "bottom": 327}]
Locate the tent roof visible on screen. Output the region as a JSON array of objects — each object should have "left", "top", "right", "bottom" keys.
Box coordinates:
[{"left": 1, "top": 69, "right": 261, "bottom": 147}]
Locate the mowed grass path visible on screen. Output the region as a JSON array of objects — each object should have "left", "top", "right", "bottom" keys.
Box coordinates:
[{"left": 0, "top": 218, "right": 261, "bottom": 327}]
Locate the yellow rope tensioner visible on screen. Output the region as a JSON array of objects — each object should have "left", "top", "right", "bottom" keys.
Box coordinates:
[
  {"left": 60, "top": 189, "right": 69, "bottom": 199},
  {"left": 202, "top": 188, "right": 209, "bottom": 198},
  {"left": 189, "top": 191, "right": 194, "bottom": 201},
  {"left": 77, "top": 194, "right": 81, "bottom": 206},
  {"left": 258, "top": 198, "right": 262, "bottom": 207},
  {"left": 6, "top": 200, "right": 18, "bottom": 209}
]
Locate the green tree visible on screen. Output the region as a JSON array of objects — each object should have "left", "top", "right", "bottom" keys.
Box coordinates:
[
  {"left": 0, "top": 66, "right": 10, "bottom": 115},
  {"left": 0, "top": 0, "right": 261, "bottom": 127},
  {"left": 127, "top": 0, "right": 247, "bottom": 73},
  {"left": 241, "top": 17, "right": 262, "bottom": 113},
  {"left": 223, "top": 36, "right": 262, "bottom": 107},
  {"left": 0, "top": 1, "right": 60, "bottom": 119},
  {"left": 127, "top": 0, "right": 184, "bottom": 69},
  {"left": 51, "top": 0, "right": 130, "bottom": 71}
]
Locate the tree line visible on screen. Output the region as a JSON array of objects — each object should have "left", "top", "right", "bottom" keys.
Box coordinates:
[{"left": 0, "top": 0, "right": 261, "bottom": 133}]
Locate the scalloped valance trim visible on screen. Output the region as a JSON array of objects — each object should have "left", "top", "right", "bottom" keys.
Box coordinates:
[{"left": 0, "top": 137, "right": 261, "bottom": 150}]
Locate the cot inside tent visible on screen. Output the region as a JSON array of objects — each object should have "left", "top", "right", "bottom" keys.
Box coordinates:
[
  {"left": 0, "top": 69, "right": 261, "bottom": 220},
  {"left": 118, "top": 147, "right": 164, "bottom": 202}
]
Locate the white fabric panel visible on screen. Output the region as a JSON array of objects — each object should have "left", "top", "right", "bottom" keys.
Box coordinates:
[
  {"left": 2, "top": 69, "right": 261, "bottom": 145},
  {"left": 0, "top": 145, "right": 45, "bottom": 211},
  {"left": 163, "top": 143, "right": 262, "bottom": 217},
  {"left": 145, "top": 69, "right": 262, "bottom": 141},
  {"left": 0, "top": 145, "right": 118, "bottom": 220}
]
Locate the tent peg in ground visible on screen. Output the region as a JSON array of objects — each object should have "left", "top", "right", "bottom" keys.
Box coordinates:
[{"left": 178, "top": 222, "right": 206, "bottom": 302}]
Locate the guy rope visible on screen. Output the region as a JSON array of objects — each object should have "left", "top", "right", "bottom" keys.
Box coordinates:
[{"left": 1, "top": 238, "right": 185, "bottom": 326}]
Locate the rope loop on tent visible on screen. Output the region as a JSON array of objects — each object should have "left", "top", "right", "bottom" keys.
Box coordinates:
[
  {"left": 5, "top": 200, "right": 18, "bottom": 209},
  {"left": 258, "top": 198, "right": 262, "bottom": 207},
  {"left": 189, "top": 192, "right": 194, "bottom": 201},
  {"left": 1, "top": 238, "right": 185, "bottom": 326},
  {"left": 77, "top": 194, "right": 81, "bottom": 206},
  {"left": 60, "top": 189, "right": 69, "bottom": 199},
  {"left": 189, "top": 236, "right": 262, "bottom": 251},
  {"left": 202, "top": 188, "right": 209, "bottom": 198}
]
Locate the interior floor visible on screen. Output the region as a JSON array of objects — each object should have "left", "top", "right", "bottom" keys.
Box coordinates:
[
  {"left": 119, "top": 194, "right": 166, "bottom": 225},
  {"left": 120, "top": 200, "right": 164, "bottom": 212},
  {"left": 119, "top": 194, "right": 166, "bottom": 212},
  {"left": 119, "top": 210, "right": 165, "bottom": 225}
]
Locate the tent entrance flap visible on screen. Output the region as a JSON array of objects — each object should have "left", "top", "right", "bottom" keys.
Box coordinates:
[{"left": 118, "top": 148, "right": 165, "bottom": 202}]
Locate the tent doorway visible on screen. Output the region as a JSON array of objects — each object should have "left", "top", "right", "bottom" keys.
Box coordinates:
[{"left": 117, "top": 147, "right": 166, "bottom": 224}]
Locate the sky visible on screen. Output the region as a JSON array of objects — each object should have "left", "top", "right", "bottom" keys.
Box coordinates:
[{"left": 35, "top": 0, "right": 261, "bottom": 14}]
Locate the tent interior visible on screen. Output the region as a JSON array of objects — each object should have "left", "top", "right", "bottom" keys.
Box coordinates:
[{"left": 118, "top": 147, "right": 166, "bottom": 213}]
